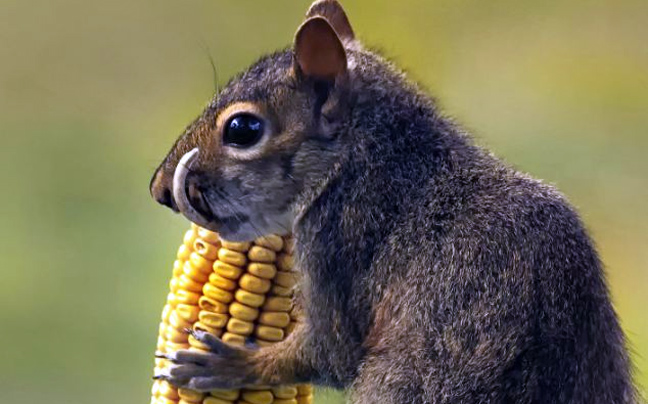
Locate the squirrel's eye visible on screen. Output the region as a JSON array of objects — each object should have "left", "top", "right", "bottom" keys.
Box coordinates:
[{"left": 223, "top": 114, "right": 265, "bottom": 148}]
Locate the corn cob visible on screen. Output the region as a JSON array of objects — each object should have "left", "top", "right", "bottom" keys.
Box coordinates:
[{"left": 151, "top": 224, "right": 313, "bottom": 404}]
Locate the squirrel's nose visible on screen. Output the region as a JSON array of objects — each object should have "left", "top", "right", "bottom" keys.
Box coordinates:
[{"left": 150, "top": 169, "right": 179, "bottom": 212}]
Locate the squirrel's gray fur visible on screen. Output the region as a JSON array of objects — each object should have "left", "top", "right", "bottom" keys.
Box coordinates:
[{"left": 150, "top": 1, "right": 637, "bottom": 403}]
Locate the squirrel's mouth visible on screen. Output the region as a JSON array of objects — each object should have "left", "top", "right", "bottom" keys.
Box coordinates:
[
  {"left": 172, "top": 148, "right": 250, "bottom": 235},
  {"left": 171, "top": 149, "right": 214, "bottom": 228}
]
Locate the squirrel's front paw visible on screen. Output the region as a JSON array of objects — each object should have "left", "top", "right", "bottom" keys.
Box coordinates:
[{"left": 154, "top": 329, "right": 257, "bottom": 391}]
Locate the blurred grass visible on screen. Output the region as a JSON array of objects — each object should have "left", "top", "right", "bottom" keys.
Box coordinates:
[{"left": 0, "top": 0, "right": 646, "bottom": 403}]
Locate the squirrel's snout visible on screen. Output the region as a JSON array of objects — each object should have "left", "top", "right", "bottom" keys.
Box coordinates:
[
  {"left": 150, "top": 169, "right": 179, "bottom": 212},
  {"left": 151, "top": 148, "right": 217, "bottom": 228},
  {"left": 172, "top": 148, "right": 213, "bottom": 227}
]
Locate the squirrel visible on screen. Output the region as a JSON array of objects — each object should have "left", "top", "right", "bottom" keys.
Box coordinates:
[{"left": 149, "top": 1, "right": 637, "bottom": 403}]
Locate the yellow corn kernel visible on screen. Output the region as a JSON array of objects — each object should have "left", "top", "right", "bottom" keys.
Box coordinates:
[
  {"left": 218, "top": 248, "right": 247, "bottom": 267},
  {"left": 296, "top": 385, "right": 312, "bottom": 396},
  {"left": 190, "top": 252, "right": 215, "bottom": 274},
  {"left": 169, "top": 311, "right": 193, "bottom": 331},
  {"left": 274, "top": 399, "right": 298, "bottom": 404},
  {"left": 178, "top": 274, "right": 204, "bottom": 293},
  {"left": 246, "top": 263, "right": 277, "bottom": 279},
  {"left": 154, "top": 359, "right": 166, "bottom": 370},
  {"left": 178, "top": 388, "right": 205, "bottom": 402},
  {"left": 276, "top": 253, "right": 294, "bottom": 271},
  {"left": 221, "top": 332, "right": 246, "bottom": 346},
  {"left": 285, "top": 321, "right": 297, "bottom": 335},
  {"left": 166, "top": 325, "right": 189, "bottom": 343},
  {"left": 296, "top": 397, "right": 312, "bottom": 404},
  {"left": 272, "top": 386, "right": 298, "bottom": 399},
  {"left": 158, "top": 396, "right": 178, "bottom": 404},
  {"left": 270, "top": 284, "right": 293, "bottom": 297},
  {"left": 247, "top": 246, "right": 276, "bottom": 263},
  {"left": 177, "top": 244, "right": 191, "bottom": 261},
  {"left": 229, "top": 302, "right": 259, "bottom": 322},
  {"left": 253, "top": 235, "right": 284, "bottom": 252},
  {"left": 175, "top": 289, "right": 201, "bottom": 306},
  {"left": 158, "top": 321, "right": 167, "bottom": 336},
  {"left": 161, "top": 304, "right": 173, "bottom": 322},
  {"left": 255, "top": 325, "right": 284, "bottom": 342},
  {"left": 203, "top": 283, "right": 234, "bottom": 304},
  {"left": 214, "top": 261, "right": 245, "bottom": 280},
  {"left": 198, "top": 311, "right": 230, "bottom": 328},
  {"left": 194, "top": 240, "right": 219, "bottom": 260},
  {"left": 234, "top": 289, "right": 265, "bottom": 308},
  {"left": 199, "top": 296, "right": 229, "bottom": 314},
  {"left": 258, "top": 312, "right": 291, "bottom": 328},
  {"left": 220, "top": 240, "right": 251, "bottom": 252},
  {"left": 172, "top": 260, "right": 184, "bottom": 277},
  {"left": 178, "top": 400, "right": 203, "bottom": 404},
  {"left": 239, "top": 274, "right": 271, "bottom": 294},
  {"left": 209, "top": 273, "right": 238, "bottom": 291},
  {"left": 159, "top": 382, "right": 180, "bottom": 400},
  {"left": 175, "top": 304, "right": 200, "bottom": 323},
  {"left": 202, "top": 397, "right": 232, "bottom": 404},
  {"left": 183, "top": 229, "right": 198, "bottom": 247},
  {"left": 262, "top": 296, "right": 292, "bottom": 312},
  {"left": 210, "top": 389, "right": 240, "bottom": 401},
  {"left": 166, "top": 292, "right": 178, "bottom": 307},
  {"left": 226, "top": 318, "right": 255, "bottom": 336},
  {"left": 241, "top": 390, "right": 273, "bottom": 404},
  {"left": 188, "top": 334, "right": 211, "bottom": 350},
  {"left": 197, "top": 228, "right": 220, "bottom": 245},
  {"left": 184, "top": 261, "right": 210, "bottom": 283},
  {"left": 156, "top": 336, "right": 166, "bottom": 351},
  {"left": 152, "top": 226, "right": 311, "bottom": 404},
  {"left": 165, "top": 341, "right": 190, "bottom": 352},
  {"left": 151, "top": 380, "right": 161, "bottom": 396},
  {"left": 274, "top": 272, "right": 297, "bottom": 289},
  {"left": 193, "top": 321, "right": 223, "bottom": 337}
]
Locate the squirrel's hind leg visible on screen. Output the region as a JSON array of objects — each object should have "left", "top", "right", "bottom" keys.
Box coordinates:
[{"left": 349, "top": 353, "right": 425, "bottom": 404}]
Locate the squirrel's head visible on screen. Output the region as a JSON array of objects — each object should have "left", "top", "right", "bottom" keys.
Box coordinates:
[{"left": 150, "top": 0, "right": 360, "bottom": 241}]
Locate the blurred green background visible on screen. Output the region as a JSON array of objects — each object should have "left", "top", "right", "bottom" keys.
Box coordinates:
[{"left": 0, "top": 0, "right": 646, "bottom": 403}]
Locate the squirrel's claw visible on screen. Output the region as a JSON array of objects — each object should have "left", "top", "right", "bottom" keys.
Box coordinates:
[
  {"left": 152, "top": 368, "right": 171, "bottom": 380},
  {"left": 154, "top": 351, "right": 169, "bottom": 360},
  {"left": 154, "top": 332, "right": 258, "bottom": 391}
]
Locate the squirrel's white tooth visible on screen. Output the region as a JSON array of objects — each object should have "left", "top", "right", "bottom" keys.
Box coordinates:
[{"left": 173, "top": 148, "right": 206, "bottom": 226}]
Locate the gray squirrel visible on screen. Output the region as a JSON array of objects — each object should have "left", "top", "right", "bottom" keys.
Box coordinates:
[{"left": 149, "top": 1, "right": 637, "bottom": 402}]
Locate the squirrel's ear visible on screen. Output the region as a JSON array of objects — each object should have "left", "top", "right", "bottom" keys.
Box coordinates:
[
  {"left": 305, "top": 0, "right": 355, "bottom": 43},
  {"left": 293, "top": 17, "right": 347, "bottom": 82}
]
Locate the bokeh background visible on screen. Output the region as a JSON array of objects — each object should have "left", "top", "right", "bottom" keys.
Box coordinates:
[{"left": 0, "top": 0, "right": 646, "bottom": 403}]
